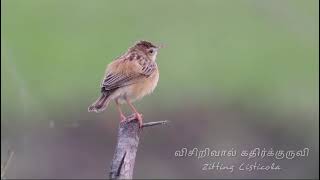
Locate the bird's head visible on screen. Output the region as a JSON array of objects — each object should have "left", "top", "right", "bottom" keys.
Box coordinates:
[{"left": 131, "top": 40, "right": 164, "bottom": 61}]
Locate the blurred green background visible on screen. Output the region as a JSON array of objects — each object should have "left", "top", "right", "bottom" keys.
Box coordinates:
[{"left": 1, "top": 0, "right": 318, "bottom": 179}]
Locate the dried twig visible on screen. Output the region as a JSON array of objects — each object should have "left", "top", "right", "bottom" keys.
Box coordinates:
[{"left": 142, "top": 120, "right": 168, "bottom": 128}]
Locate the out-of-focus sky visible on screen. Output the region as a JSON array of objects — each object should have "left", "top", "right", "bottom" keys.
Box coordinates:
[{"left": 1, "top": 0, "right": 318, "bottom": 179}]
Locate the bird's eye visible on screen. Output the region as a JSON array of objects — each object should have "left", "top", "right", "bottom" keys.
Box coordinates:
[{"left": 149, "top": 49, "right": 154, "bottom": 54}]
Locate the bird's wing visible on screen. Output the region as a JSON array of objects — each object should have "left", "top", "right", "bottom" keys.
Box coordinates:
[
  {"left": 101, "top": 73, "right": 139, "bottom": 91},
  {"left": 101, "top": 55, "right": 156, "bottom": 92}
]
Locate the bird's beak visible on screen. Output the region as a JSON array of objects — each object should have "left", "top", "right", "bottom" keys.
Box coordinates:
[{"left": 157, "top": 44, "right": 165, "bottom": 49}]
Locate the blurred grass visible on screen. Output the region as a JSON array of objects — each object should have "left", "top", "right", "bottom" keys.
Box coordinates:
[{"left": 1, "top": 0, "right": 318, "bottom": 123}]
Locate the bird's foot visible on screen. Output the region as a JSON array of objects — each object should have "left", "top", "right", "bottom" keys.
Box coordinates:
[
  {"left": 120, "top": 113, "right": 143, "bottom": 128},
  {"left": 134, "top": 113, "right": 143, "bottom": 128},
  {"left": 120, "top": 114, "right": 127, "bottom": 122}
]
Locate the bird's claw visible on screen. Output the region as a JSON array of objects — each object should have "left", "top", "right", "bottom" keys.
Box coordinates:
[
  {"left": 135, "top": 113, "right": 143, "bottom": 128},
  {"left": 120, "top": 114, "right": 127, "bottom": 122}
]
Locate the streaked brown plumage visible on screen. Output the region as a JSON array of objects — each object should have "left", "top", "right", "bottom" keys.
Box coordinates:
[{"left": 88, "top": 40, "right": 162, "bottom": 127}]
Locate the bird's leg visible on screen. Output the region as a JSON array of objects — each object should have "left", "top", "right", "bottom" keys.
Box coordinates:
[
  {"left": 115, "top": 99, "right": 126, "bottom": 122},
  {"left": 125, "top": 96, "right": 143, "bottom": 127}
]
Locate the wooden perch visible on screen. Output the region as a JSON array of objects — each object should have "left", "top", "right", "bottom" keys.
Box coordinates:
[{"left": 109, "top": 114, "right": 168, "bottom": 179}]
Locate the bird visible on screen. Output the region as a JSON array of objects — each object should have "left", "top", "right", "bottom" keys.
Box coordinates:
[{"left": 88, "top": 40, "right": 162, "bottom": 127}]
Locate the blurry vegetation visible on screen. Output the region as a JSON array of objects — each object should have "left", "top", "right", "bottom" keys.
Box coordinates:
[{"left": 2, "top": 0, "right": 318, "bottom": 120}]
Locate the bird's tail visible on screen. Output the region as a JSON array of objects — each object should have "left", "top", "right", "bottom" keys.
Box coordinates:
[{"left": 88, "top": 93, "right": 110, "bottom": 113}]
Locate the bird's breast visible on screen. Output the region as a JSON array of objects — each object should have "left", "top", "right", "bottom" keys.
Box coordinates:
[
  {"left": 129, "top": 69, "right": 159, "bottom": 101},
  {"left": 110, "top": 68, "right": 159, "bottom": 104}
]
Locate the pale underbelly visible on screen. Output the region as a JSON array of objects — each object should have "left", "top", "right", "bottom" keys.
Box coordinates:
[{"left": 109, "top": 72, "right": 159, "bottom": 104}]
